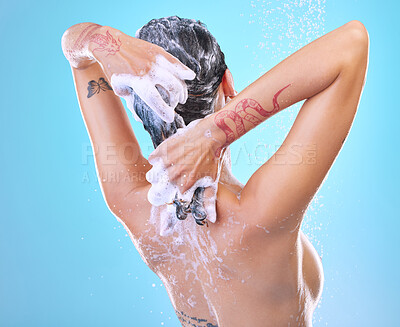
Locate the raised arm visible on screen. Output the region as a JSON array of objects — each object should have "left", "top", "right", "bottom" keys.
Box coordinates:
[
  {"left": 236, "top": 20, "right": 369, "bottom": 231},
  {"left": 150, "top": 20, "right": 369, "bottom": 229},
  {"left": 62, "top": 23, "right": 196, "bottom": 213},
  {"left": 62, "top": 23, "right": 150, "bottom": 209}
]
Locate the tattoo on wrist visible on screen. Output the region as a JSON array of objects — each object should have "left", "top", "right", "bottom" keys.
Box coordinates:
[
  {"left": 87, "top": 77, "right": 113, "bottom": 98},
  {"left": 213, "top": 84, "right": 291, "bottom": 156}
]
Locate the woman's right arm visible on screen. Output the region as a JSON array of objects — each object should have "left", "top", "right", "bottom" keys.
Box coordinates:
[
  {"left": 151, "top": 21, "right": 369, "bottom": 230},
  {"left": 237, "top": 20, "right": 369, "bottom": 231}
]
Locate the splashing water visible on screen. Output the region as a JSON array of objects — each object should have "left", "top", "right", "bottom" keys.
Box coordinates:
[
  {"left": 105, "top": 3, "right": 332, "bottom": 325},
  {"left": 248, "top": 0, "right": 326, "bottom": 65},
  {"left": 244, "top": 2, "right": 328, "bottom": 325}
]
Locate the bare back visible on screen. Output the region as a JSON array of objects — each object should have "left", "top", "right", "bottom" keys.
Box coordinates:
[
  {"left": 123, "top": 180, "right": 323, "bottom": 327},
  {"left": 66, "top": 20, "right": 368, "bottom": 327}
]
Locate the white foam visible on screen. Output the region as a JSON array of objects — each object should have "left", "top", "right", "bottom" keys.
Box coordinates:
[
  {"left": 135, "top": 27, "right": 142, "bottom": 38},
  {"left": 146, "top": 119, "right": 221, "bottom": 235},
  {"left": 111, "top": 55, "right": 195, "bottom": 123},
  {"left": 146, "top": 156, "right": 218, "bottom": 235}
]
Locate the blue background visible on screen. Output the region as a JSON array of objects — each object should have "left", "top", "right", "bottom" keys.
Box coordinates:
[{"left": 0, "top": 0, "right": 398, "bottom": 326}]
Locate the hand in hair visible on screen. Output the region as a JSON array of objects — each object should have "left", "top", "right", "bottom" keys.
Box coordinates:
[
  {"left": 148, "top": 118, "right": 223, "bottom": 224},
  {"left": 62, "top": 23, "right": 195, "bottom": 122},
  {"left": 148, "top": 118, "right": 222, "bottom": 195}
]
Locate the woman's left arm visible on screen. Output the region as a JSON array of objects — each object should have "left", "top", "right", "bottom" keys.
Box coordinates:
[
  {"left": 62, "top": 23, "right": 151, "bottom": 211},
  {"left": 70, "top": 62, "right": 150, "bottom": 209},
  {"left": 62, "top": 22, "right": 195, "bottom": 211}
]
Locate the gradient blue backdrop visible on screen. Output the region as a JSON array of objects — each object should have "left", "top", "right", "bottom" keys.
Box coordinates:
[{"left": 0, "top": 0, "right": 398, "bottom": 326}]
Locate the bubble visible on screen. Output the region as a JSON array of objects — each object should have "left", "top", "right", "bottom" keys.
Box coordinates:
[{"left": 111, "top": 55, "right": 194, "bottom": 124}]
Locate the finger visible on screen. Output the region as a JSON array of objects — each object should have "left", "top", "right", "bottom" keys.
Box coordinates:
[
  {"left": 126, "top": 75, "right": 175, "bottom": 123},
  {"left": 141, "top": 86, "right": 175, "bottom": 123},
  {"left": 148, "top": 144, "right": 166, "bottom": 164},
  {"left": 167, "top": 165, "right": 183, "bottom": 185},
  {"left": 148, "top": 148, "right": 159, "bottom": 165},
  {"left": 177, "top": 177, "right": 189, "bottom": 195},
  {"left": 155, "top": 84, "right": 179, "bottom": 111},
  {"left": 147, "top": 178, "right": 175, "bottom": 206},
  {"left": 145, "top": 165, "right": 157, "bottom": 184},
  {"left": 203, "top": 186, "right": 218, "bottom": 223},
  {"left": 153, "top": 56, "right": 192, "bottom": 104},
  {"left": 173, "top": 65, "right": 196, "bottom": 81},
  {"left": 160, "top": 54, "right": 196, "bottom": 81},
  {"left": 176, "top": 77, "right": 188, "bottom": 104},
  {"left": 153, "top": 74, "right": 184, "bottom": 109},
  {"left": 176, "top": 172, "right": 198, "bottom": 195},
  {"left": 146, "top": 160, "right": 177, "bottom": 206}
]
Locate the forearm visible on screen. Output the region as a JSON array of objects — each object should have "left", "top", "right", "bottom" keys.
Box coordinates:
[
  {"left": 205, "top": 21, "right": 364, "bottom": 154},
  {"left": 61, "top": 22, "right": 103, "bottom": 68},
  {"left": 72, "top": 63, "right": 150, "bottom": 200}
]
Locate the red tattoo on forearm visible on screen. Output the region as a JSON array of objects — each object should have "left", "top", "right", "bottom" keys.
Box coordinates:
[
  {"left": 214, "top": 84, "right": 291, "bottom": 156},
  {"left": 89, "top": 30, "right": 122, "bottom": 56},
  {"left": 272, "top": 84, "right": 291, "bottom": 112}
]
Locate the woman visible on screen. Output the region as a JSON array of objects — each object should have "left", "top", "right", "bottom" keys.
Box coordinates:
[{"left": 62, "top": 16, "right": 368, "bottom": 326}]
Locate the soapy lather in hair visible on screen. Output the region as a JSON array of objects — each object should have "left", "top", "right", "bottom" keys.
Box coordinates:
[
  {"left": 111, "top": 55, "right": 195, "bottom": 123},
  {"left": 116, "top": 16, "right": 228, "bottom": 234},
  {"left": 145, "top": 119, "right": 222, "bottom": 233}
]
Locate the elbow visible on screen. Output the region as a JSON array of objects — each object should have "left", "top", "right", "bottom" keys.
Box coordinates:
[
  {"left": 344, "top": 20, "right": 370, "bottom": 58},
  {"left": 340, "top": 20, "right": 370, "bottom": 72},
  {"left": 61, "top": 29, "right": 69, "bottom": 54},
  {"left": 347, "top": 20, "right": 369, "bottom": 48},
  {"left": 61, "top": 22, "right": 101, "bottom": 68},
  {"left": 61, "top": 26, "right": 76, "bottom": 64},
  {"left": 61, "top": 23, "right": 80, "bottom": 52}
]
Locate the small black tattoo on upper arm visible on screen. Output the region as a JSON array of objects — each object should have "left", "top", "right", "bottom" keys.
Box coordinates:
[{"left": 87, "top": 77, "right": 113, "bottom": 98}]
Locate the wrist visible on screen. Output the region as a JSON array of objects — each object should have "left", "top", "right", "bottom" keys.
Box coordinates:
[{"left": 200, "top": 114, "right": 228, "bottom": 157}]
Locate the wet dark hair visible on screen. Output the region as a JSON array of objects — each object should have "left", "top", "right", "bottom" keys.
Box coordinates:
[
  {"left": 133, "top": 16, "right": 227, "bottom": 225},
  {"left": 134, "top": 15, "right": 227, "bottom": 147}
]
